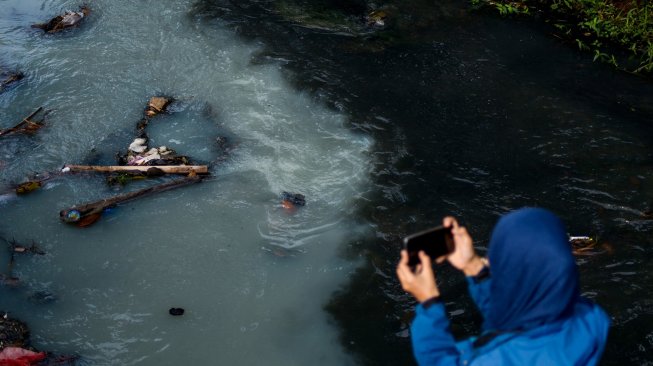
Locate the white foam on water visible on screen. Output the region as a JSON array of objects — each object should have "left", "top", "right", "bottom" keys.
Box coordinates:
[{"left": 0, "top": 1, "right": 371, "bottom": 365}]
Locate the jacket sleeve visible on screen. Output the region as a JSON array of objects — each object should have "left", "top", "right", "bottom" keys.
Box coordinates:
[
  {"left": 467, "top": 276, "right": 491, "bottom": 318},
  {"left": 410, "top": 301, "right": 462, "bottom": 366}
]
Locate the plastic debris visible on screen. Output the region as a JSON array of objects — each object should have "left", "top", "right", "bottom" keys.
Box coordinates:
[
  {"left": 137, "top": 96, "right": 173, "bottom": 135},
  {"left": 146, "top": 97, "right": 172, "bottom": 117},
  {"left": 0, "top": 347, "right": 45, "bottom": 365},
  {"left": 15, "top": 181, "right": 42, "bottom": 195},
  {"left": 569, "top": 235, "right": 602, "bottom": 256}
]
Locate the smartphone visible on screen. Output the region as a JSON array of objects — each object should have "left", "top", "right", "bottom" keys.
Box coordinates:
[{"left": 403, "top": 225, "right": 454, "bottom": 267}]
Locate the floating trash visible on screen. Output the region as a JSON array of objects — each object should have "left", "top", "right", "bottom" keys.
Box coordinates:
[
  {"left": 63, "top": 210, "right": 81, "bottom": 223},
  {"left": 32, "top": 6, "right": 90, "bottom": 33},
  {"left": 15, "top": 181, "right": 42, "bottom": 195},
  {"left": 169, "top": 308, "right": 185, "bottom": 316}
]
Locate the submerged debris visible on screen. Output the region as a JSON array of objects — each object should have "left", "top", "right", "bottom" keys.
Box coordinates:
[
  {"left": 366, "top": 9, "right": 388, "bottom": 28},
  {"left": 32, "top": 6, "right": 90, "bottom": 33},
  {"left": 10, "top": 172, "right": 59, "bottom": 196},
  {"left": 117, "top": 96, "right": 194, "bottom": 168},
  {"left": 0, "top": 314, "right": 30, "bottom": 349},
  {"left": 9, "top": 239, "right": 45, "bottom": 256},
  {"left": 123, "top": 142, "right": 190, "bottom": 166},
  {"left": 281, "top": 191, "right": 306, "bottom": 207},
  {"left": 137, "top": 96, "right": 174, "bottom": 136},
  {"left": 145, "top": 96, "right": 173, "bottom": 118},
  {"left": 14, "top": 181, "right": 42, "bottom": 195},
  {"left": 28, "top": 290, "right": 57, "bottom": 305},
  {"left": 569, "top": 235, "right": 613, "bottom": 256},
  {"left": 0, "top": 70, "right": 24, "bottom": 92},
  {"left": 0, "top": 274, "right": 20, "bottom": 287},
  {"left": 0, "top": 107, "right": 47, "bottom": 138}
]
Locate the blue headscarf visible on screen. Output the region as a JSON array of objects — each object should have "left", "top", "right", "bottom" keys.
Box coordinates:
[{"left": 484, "top": 208, "right": 580, "bottom": 331}]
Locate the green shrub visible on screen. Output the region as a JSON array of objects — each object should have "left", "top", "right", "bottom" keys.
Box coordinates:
[{"left": 475, "top": 0, "right": 653, "bottom": 74}]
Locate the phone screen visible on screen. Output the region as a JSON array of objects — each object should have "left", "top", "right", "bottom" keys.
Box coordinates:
[{"left": 403, "top": 226, "right": 454, "bottom": 267}]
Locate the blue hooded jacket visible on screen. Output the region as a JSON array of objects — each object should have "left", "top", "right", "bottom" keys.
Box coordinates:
[{"left": 410, "top": 208, "right": 610, "bottom": 365}]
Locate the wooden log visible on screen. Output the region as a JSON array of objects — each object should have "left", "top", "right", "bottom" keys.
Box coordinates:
[
  {"left": 60, "top": 175, "right": 202, "bottom": 226},
  {"left": 62, "top": 164, "right": 208, "bottom": 175}
]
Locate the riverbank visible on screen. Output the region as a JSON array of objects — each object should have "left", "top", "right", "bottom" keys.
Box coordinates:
[{"left": 472, "top": 0, "right": 653, "bottom": 75}]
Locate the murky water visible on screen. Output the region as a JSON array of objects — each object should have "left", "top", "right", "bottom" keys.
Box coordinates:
[{"left": 1, "top": 1, "right": 369, "bottom": 365}]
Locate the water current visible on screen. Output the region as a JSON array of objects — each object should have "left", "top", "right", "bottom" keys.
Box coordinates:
[{"left": 2, "top": 0, "right": 653, "bottom": 365}]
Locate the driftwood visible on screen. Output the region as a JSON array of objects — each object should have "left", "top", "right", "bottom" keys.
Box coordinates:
[
  {"left": 60, "top": 174, "right": 202, "bottom": 227},
  {"left": 0, "top": 107, "right": 45, "bottom": 137},
  {"left": 63, "top": 164, "right": 208, "bottom": 175},
  {"left": 32, "top": 6, "right": 90, "bottom": 33}
]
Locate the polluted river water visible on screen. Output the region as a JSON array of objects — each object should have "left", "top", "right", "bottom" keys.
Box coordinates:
[
  {"left": 2, "top": 0, "right": 653, "bottom": 365},
  {"left": 1, "top": 0, "right": 369, "bottom": 365}
]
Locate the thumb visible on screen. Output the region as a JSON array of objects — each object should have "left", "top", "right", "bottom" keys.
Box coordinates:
[{"left": 418, "top": 251, "right": 433, "bottom": 274}]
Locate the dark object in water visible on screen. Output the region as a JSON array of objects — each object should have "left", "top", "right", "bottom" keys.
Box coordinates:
[
  {"left": 0, "top": 314, "right": 30, "bottom": 349},
  {"left": 28, "top": 290, "right": 57, "bottom": 304},
  {"left": 0, "top": 71, "right": 24, "bottom": 92},
  {"left": 169, "top": 307, "right": 185, "bottom": 316},
  {"left": 32, "top": 6, "right": 90, "bottom": 33},
  {"left": 281, "top": 191, "right": 306, "bottom": 206},
  {"left": 569, "top": 236, "right": 604, "bottom": 256}
]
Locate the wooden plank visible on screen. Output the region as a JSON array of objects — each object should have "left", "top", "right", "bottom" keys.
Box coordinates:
[{"left": 62, "top": 164, "right": 209, "bottom": 174}]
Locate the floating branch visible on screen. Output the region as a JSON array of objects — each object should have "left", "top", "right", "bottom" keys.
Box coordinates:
[
  {"left": 60, "top": 174, "right": 202, "bottom": 227},
  {"left": 0, "top": 107, "right": 45, "bottom": 137}
]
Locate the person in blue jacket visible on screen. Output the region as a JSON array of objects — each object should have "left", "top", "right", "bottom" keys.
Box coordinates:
[{"left": 396, "top": 207, "right": 610, "bottom": 365}]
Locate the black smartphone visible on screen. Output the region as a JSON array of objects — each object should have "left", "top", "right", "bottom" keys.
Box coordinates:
[{"left": 403, "top": 226, "right": 455, "bottom": 267}]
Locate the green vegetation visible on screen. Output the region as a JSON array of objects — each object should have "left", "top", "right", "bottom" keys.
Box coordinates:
[{"left": 472, "top": 0, "right": 653, "bottom": 74}]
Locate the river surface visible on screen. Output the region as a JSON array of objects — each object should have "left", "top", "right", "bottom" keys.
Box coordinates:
[{"left": 2, "top": 0, "right": 653, "bottom": 365}]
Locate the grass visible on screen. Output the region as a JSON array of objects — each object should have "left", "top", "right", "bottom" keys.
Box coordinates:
[{"left": 471, "top": 0, "right": 653, "bottom": 75}]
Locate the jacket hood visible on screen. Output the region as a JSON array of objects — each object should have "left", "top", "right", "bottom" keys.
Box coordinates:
[{"left": 484, "top": 207, "right": 579, "bottom": 331}]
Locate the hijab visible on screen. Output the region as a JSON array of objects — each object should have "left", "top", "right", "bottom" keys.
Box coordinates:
[{"left": 484, "top": 208, "right": 580, "bottom": 332}]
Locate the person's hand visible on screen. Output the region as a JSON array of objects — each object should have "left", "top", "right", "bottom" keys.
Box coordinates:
[
  {"left": 396, "top": 250, "right": 440, "bottom": 303},
  {"left": 441, "top": 217, "right": 486, "bottom": 276}
]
